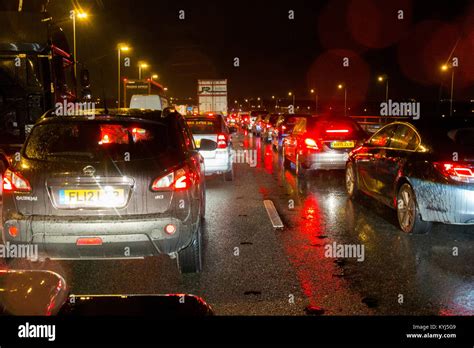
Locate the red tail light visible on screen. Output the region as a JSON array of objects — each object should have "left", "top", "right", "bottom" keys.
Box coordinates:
[
  {"left": 281, "top": 125, "right": 286, "bottom": 130},
  {"left": 152, "top": 167, "right": 192, "bottom": 191},
  {"left": 326, "top": 129, "right": 350, "bottom": 134},
  {"left": 217, "top": 133, "right": 228, "bottom": 148},
  {"left": 76, "top": 237, "right": 103, "bottom": 246},
  {"left": 304, "top": 138, "right": 319, "bottom": 150},
  {"left": 434, "top": 162, "right": 474, "bottom": 183},
  {"left": 2, "top": 169, "right": 31, "bottom": 192}
]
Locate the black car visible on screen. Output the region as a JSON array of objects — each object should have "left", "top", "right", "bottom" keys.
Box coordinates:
[
  {"left": 1, "top": 109, "right": 216, "bottom": 273},
  {"left": 346, "top": 118, "right": 474, "bottom": 234}
]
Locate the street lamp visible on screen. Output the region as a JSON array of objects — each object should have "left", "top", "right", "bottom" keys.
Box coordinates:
[
  {"left": 288, "top": 91, "right": 295, "bottom": 107},
  {"left": 138, "top": 62, "right": 149, "bottom": 80},
  {"left": 70, "top": 9, "right": 88, "bottom": 80},
  {"left": 441, "top": 63, "right": 455, "bottom": 116},
  {"left": 310, "top": 89, "right": 318, "bottom": 113},
  {"left": 338, "top": 84, "right": 347, "bottom": 116},
  {"left": 117, "top": 44, "right": 130, "bottom": 107},
  {"left": 151, "top": 74, "right": 159, "bottom": 80},
  {"left": 377, "top": 75, "right": 389, "bottom": 103}
]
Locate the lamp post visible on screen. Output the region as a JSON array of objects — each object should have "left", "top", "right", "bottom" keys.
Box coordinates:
[
  {"left": 138, "top": 62, "right": 149, "bottom": 80},
  {"left": 377, "top": 75, "right": 389, "bottom": 104},
  {"left": 288, "top": 92, "right": 295, "bottom": 107},
  {"left": 310, "top": 89, "right": 318, "bottom": 113},
  {"left": 338, "top": 84, "right": 347, "bottom": 116},
  {"left": 117, "top": 44, "right": 130, "bottom": 108},
  {"left": 70, "top": 10, "right": 88, "bottom": 80},
  {"left": 441, "top": 64, "right": 455, "bottom": 116}
]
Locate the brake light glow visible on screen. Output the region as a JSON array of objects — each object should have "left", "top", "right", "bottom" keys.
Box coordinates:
[
  {"left": 2, "top": 169, "right": 31, "bottom": 192},
  {"left": 304, "top": 138, "right": 319, "bottom": 150},
  {"left": 76, "top": 237, "right": 103, "bottom": 246},
  {"left": 8, "top": 226, "right": 18, "bottom": 238},
  {"left": 281, "top": 126, "right": 286, "bottom": 130},
  {"left": 174, "top": 175, "right": 188, "bottom": 189},
  {"left": 434, "top": 162, "right": 474, "bottom": 183},
  {"left": 326, "top": 129, "right": 350, "bottom": 133},
  {"left": 152, "top": 167, "right": 192, "bottom": 191},
  {"left": 164, "top": 224, "right": 177, "bottom": 235},
  {"left": 217, "top": 133, "right": 228, "bottom": 148}
]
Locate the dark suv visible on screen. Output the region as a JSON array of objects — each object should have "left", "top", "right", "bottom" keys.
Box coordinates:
[{"left": 1, "top": 109, "right": 216, "bottom": 273}]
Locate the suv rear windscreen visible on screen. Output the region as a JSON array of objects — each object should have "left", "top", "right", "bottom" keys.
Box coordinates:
[
  {"left": 24, "top": 121, "right": 177, "bottom": 161},
  {"left": 186, "top": 119, "right": 221, "bottom": 134}
]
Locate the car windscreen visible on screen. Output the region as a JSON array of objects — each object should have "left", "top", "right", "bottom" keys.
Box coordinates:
[
  {"left": 24, "top": 121, "right": 177, "bottom": 161},
  {"left": 186, "top": 119, "right": 220, "bottom": 134}
]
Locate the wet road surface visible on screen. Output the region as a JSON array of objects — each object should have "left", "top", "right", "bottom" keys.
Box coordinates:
[{"left": 4, "top": 131, "right": 473, "bottom": 315}]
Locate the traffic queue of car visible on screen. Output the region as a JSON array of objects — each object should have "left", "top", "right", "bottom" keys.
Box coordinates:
[
  {"left": 1, "top": 106, "right": 473, "bottom": 278},
  {"left": 235, "top": 110, "right": 474, "bottom": 235}
]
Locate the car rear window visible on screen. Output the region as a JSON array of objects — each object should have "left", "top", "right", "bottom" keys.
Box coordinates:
[
  {"left": 186, "top": 119, "right": 220, "bottom": 134},
  {"left": 24, "top": 121, "right": 177, "bottom": 161}
]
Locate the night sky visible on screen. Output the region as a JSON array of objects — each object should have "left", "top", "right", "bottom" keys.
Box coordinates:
[{"left": 47, "top": 0, "right": 474, "bottom": 110}]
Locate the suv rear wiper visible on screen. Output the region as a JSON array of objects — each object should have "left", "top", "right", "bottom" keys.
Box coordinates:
[{"left": 47, "top": 151, "right": 95, "bottom": 159}]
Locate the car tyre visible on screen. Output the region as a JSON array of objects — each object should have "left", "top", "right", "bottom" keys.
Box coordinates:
[
  {"left": 345, "top": 162, "right": 360, "bottom": 199},
  {"left": 396, "top": 183, "right": 432, "bottom": 234},
  {"left": 177, "top": 222, "right": 203, "bottom": 273}
]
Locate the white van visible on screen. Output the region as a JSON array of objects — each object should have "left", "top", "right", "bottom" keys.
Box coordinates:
[{"left": 129, "top": 94, "right": 168, "bottom": 110}]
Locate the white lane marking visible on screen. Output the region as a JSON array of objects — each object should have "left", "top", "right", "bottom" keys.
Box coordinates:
[{"left": 263, "top": 200, "right": 284, "bottom": 229}]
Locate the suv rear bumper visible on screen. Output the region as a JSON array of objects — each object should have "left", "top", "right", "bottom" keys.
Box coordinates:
[{"left": 2, "top": 214, "right": 195, "bottom": 260}]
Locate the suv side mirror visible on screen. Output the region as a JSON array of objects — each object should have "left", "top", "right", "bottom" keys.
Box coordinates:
[{"left": 198, "top": 138, "right": 217, "bottom": 151}]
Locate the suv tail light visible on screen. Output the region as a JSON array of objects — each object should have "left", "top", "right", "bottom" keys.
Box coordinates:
[
  {"left": 217, "top": 133, "right": 228, "bottom": 148},
  {"left": 3, "top": 169, "right": 31, "bottom": 192},
  {"left": 304, "top": 138, "right": 319, "bottom": 150},
  {"left": 434, "top": 162, "right": 474, "bottom": 183},
  {"left": 152, "top": 167, "right": 192, "bottom": 191}
]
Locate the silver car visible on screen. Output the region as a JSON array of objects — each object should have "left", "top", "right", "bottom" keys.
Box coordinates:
[{"left": 186, "top": 114, "right": 234, "bottom": 181}]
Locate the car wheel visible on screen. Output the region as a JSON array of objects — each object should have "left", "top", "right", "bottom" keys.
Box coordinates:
[
  {"left": 224, "top": 164, "right": 234, "bottom": 181},
  {"left": 177, "top": 222, "right": 203, "bottom": 273},
  {"left": 345, "top": 162, "right": 359, "bottom": 199},
  {"left": 296, "top": 154, "right": 307, "bottom": 177},
  {"left": 397, "top": 183, "right": 432, "bottom": 234}
]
